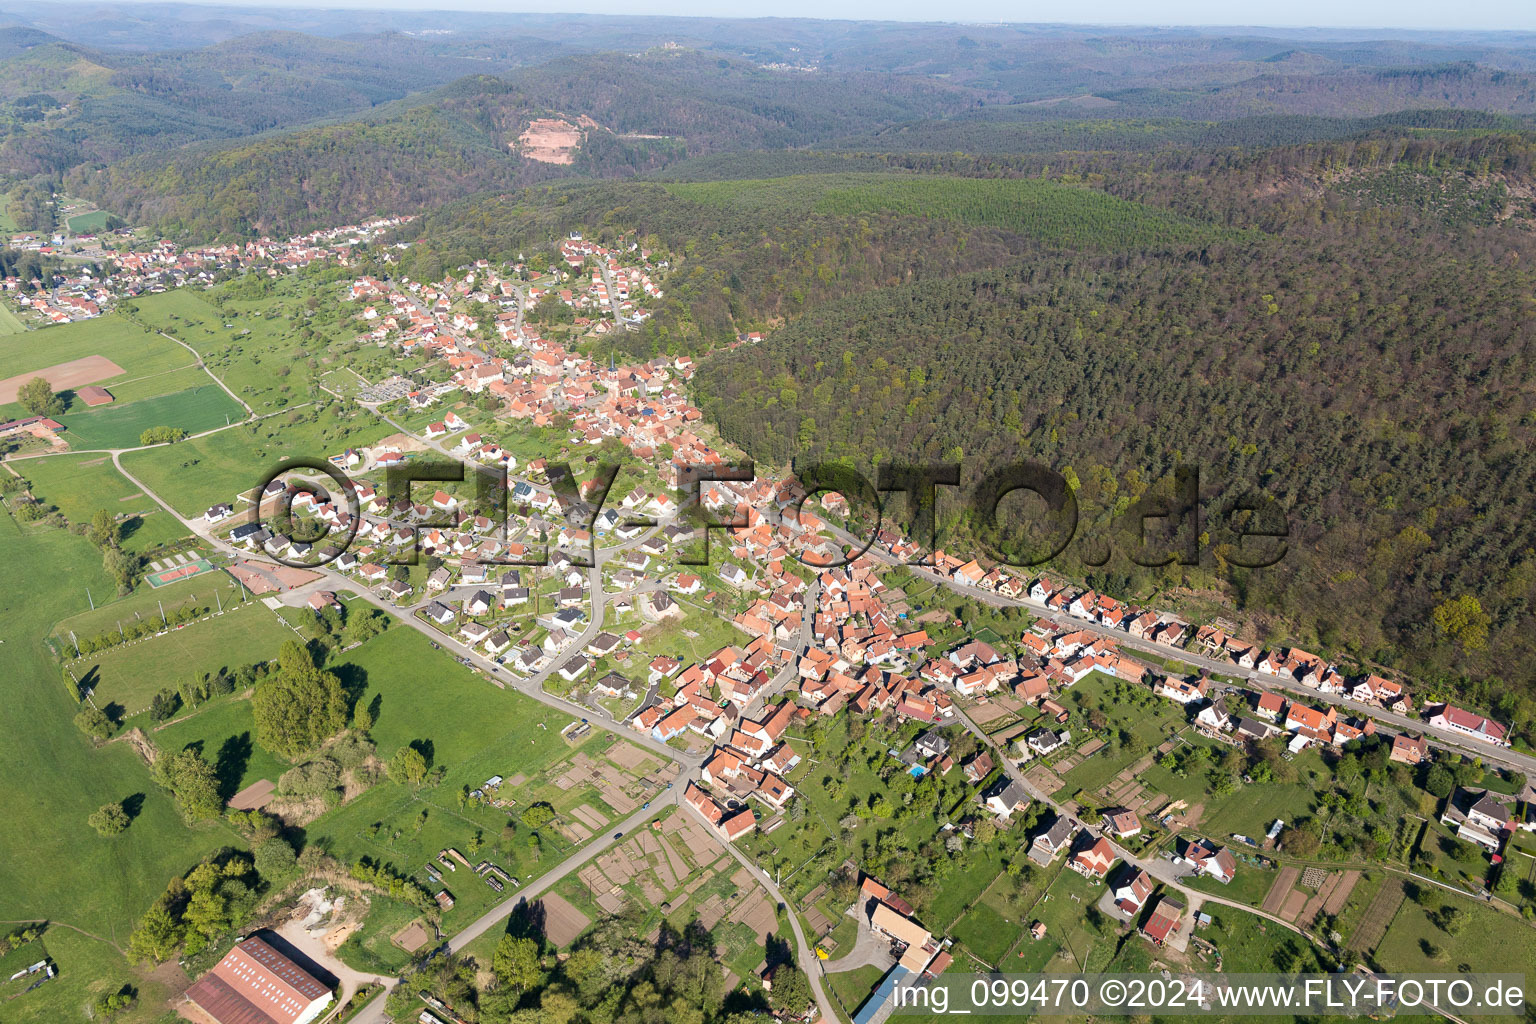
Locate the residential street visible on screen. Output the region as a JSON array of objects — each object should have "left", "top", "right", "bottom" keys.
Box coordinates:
[{"left": 825, "top": 523, "right": 1536, "bottom": 779}]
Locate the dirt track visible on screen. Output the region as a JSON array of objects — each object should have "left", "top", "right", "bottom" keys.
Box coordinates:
[{"left": 0, "top": 355, "right": 125, "bottom": 404}]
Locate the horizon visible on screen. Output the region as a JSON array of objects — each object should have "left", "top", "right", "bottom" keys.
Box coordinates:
[{"left": 33, "top": 0, "right": 1536, "bottom": 35}]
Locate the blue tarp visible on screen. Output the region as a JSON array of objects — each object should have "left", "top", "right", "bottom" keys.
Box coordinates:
[{"left": 852, "top": 964, "right": 911, "bottom": 1024}]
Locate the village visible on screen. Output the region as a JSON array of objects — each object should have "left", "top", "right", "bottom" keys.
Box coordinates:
[
  {"left": 7, "top": 215, "right": 1535, "bottom": 1024},
  {"left": 150, "top": 237, "right": 1535, "bottom": 1023}
]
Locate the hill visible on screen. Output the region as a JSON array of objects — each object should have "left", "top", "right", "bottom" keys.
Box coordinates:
[{"left": 70, "top": 52, "right": 988, "bottom": 238}]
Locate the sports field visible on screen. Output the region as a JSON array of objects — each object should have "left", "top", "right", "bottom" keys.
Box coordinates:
[
  {"left": 14, "top": 452, "right": 191, "bottom": 552},
  {"left": 51, "top": 566, "right": 241, "bottom": 646},
  {"left": 55, "top": 385, "right": 245, "bottom": 449},
  {"left": 73, "top": 601, "right": 293, "bottom": 715},
  {"left": 146, "top": 556, "right": 217, "bottom": 587}
]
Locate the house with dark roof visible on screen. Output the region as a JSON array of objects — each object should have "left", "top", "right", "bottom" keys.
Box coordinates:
[{"left": 1029, "top": 814, "right": 1077, "bottom": 865}]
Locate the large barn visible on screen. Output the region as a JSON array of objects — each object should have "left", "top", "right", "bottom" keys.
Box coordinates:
[
  {"left": 75, "top": 385, "right": 114, "bottom": 406},
  {"left": 184, "top": 935, "right": 333, "bottom": 1024}
]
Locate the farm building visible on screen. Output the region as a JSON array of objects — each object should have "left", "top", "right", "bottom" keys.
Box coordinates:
[
  {"left": 184, "top": 934, "right": 333, "bottom": 1024},
  {"left": 76, "top": 385, "right": 114, "bottom": 406}
]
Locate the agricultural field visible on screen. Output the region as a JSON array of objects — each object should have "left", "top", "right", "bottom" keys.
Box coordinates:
[
  {"left": 537, "top": 805, "right": 762, "bottom": 969},
  {"left": 0, "top": 514, "right": 240, "bottom": 1024},
  {"left": 55, "top": 385, "right": 245, "bottom": 449},
  {"left": 118, "top": 402, "right": 388, "bottom": 516},
  {"left": 0, "top": 314, "right": 190, "bottom": 396},
  {"left": 70, "top": 600, "right": 294, "bottom": 716},
  {"left": 11, "top": 452, "right": 191, "bottom": 552}
]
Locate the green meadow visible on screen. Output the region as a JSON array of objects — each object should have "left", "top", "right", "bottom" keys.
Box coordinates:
[
  {"left": 0, "top": 515, "right": 240, "bottom": 1023},
  {"left": 14, "top": 453, "right": 191, "bottom": 552}
]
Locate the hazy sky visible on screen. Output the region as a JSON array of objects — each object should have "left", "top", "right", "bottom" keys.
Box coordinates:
[{"left": 90, "top": 0, "right": 1536, "bottom": 32}]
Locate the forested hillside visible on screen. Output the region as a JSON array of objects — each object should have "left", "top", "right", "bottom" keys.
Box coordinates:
[
  {"left": 0, "top": 28, "right": 504, "bottom": 176},
  {"left": 672, "top": 141, "right": 1536, "bottom": 729},
  {"left": 65, "top": 54, "right": 987, "bottom": 238}
]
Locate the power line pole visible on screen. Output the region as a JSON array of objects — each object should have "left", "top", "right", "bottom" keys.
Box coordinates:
[
  {"left": 157, "top": 599, "right": 166, "bottom": 627},
  {"left": 69, "top": 631, "right": 79, "bottom": 657},
  {"left": 86, "top": 586, "right": 94, "bottom": 610}
]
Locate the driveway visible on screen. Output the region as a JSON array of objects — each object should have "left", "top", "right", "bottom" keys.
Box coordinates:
[
  {"left": 273, "top": 918, "right": 394, "bottom": 1013},
  {"left": 823, "top": 905, "right": 894, "bottom": 974}
]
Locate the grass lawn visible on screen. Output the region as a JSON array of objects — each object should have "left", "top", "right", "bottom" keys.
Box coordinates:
[
  {"left": 1055, "top": 671, "right": 1185, "bottom": 796},
  {"left": 56, "top": 385, "right": 244, "bottom": 449},
  {"left": 1007, "top": 867, "right": 1114, "bottom": 973},
  {"left": 327, "top": 625, "right": 577, "bottom": 762},
  {"left": 1201, "top": 904, "right": 1325, "bottom": 972},
  {"left": 927, "top": 844, "right": 1010, "bottom": 930},
  {"left": 1200, "top": 775, "right": 1323, "bottom": 842},
  {"left": 118, "top": 403, "right": 389, "bottom": 517},
  {"left": 1413, "top": 820, "right": 1496, "bottom": 893},
  {"left": 74, "top": 601, "right": 294, "bottom": 716},
  {"left": 335, "top": 896, "right": 424, "bottom": 975},
  {"left": 951, "top": 899, "right": 1016, "bottom": 965},
  {"left": 0, "top": 926, "right": 179, "bottom": 1024},
  {"left": 1182, "top": 856, "right": 1278, "bottom": 907},
  {"left": 129, "top": 279, "right": 391, "bottom": 415},
  {"left": 826, "top": 964, "right": 887, "bottom": 1020},
  {"left": 0, "top": 514, "right": 240, "bottom": 1014},
  {"left": 154, "top": 697, "right": 289, "bottom": 801},
  {"left": 632, "top": 602, "right": 753, "bottom": 666},
  {"left": 14, "top": 452, "right": 191, "bottom": 553}
]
